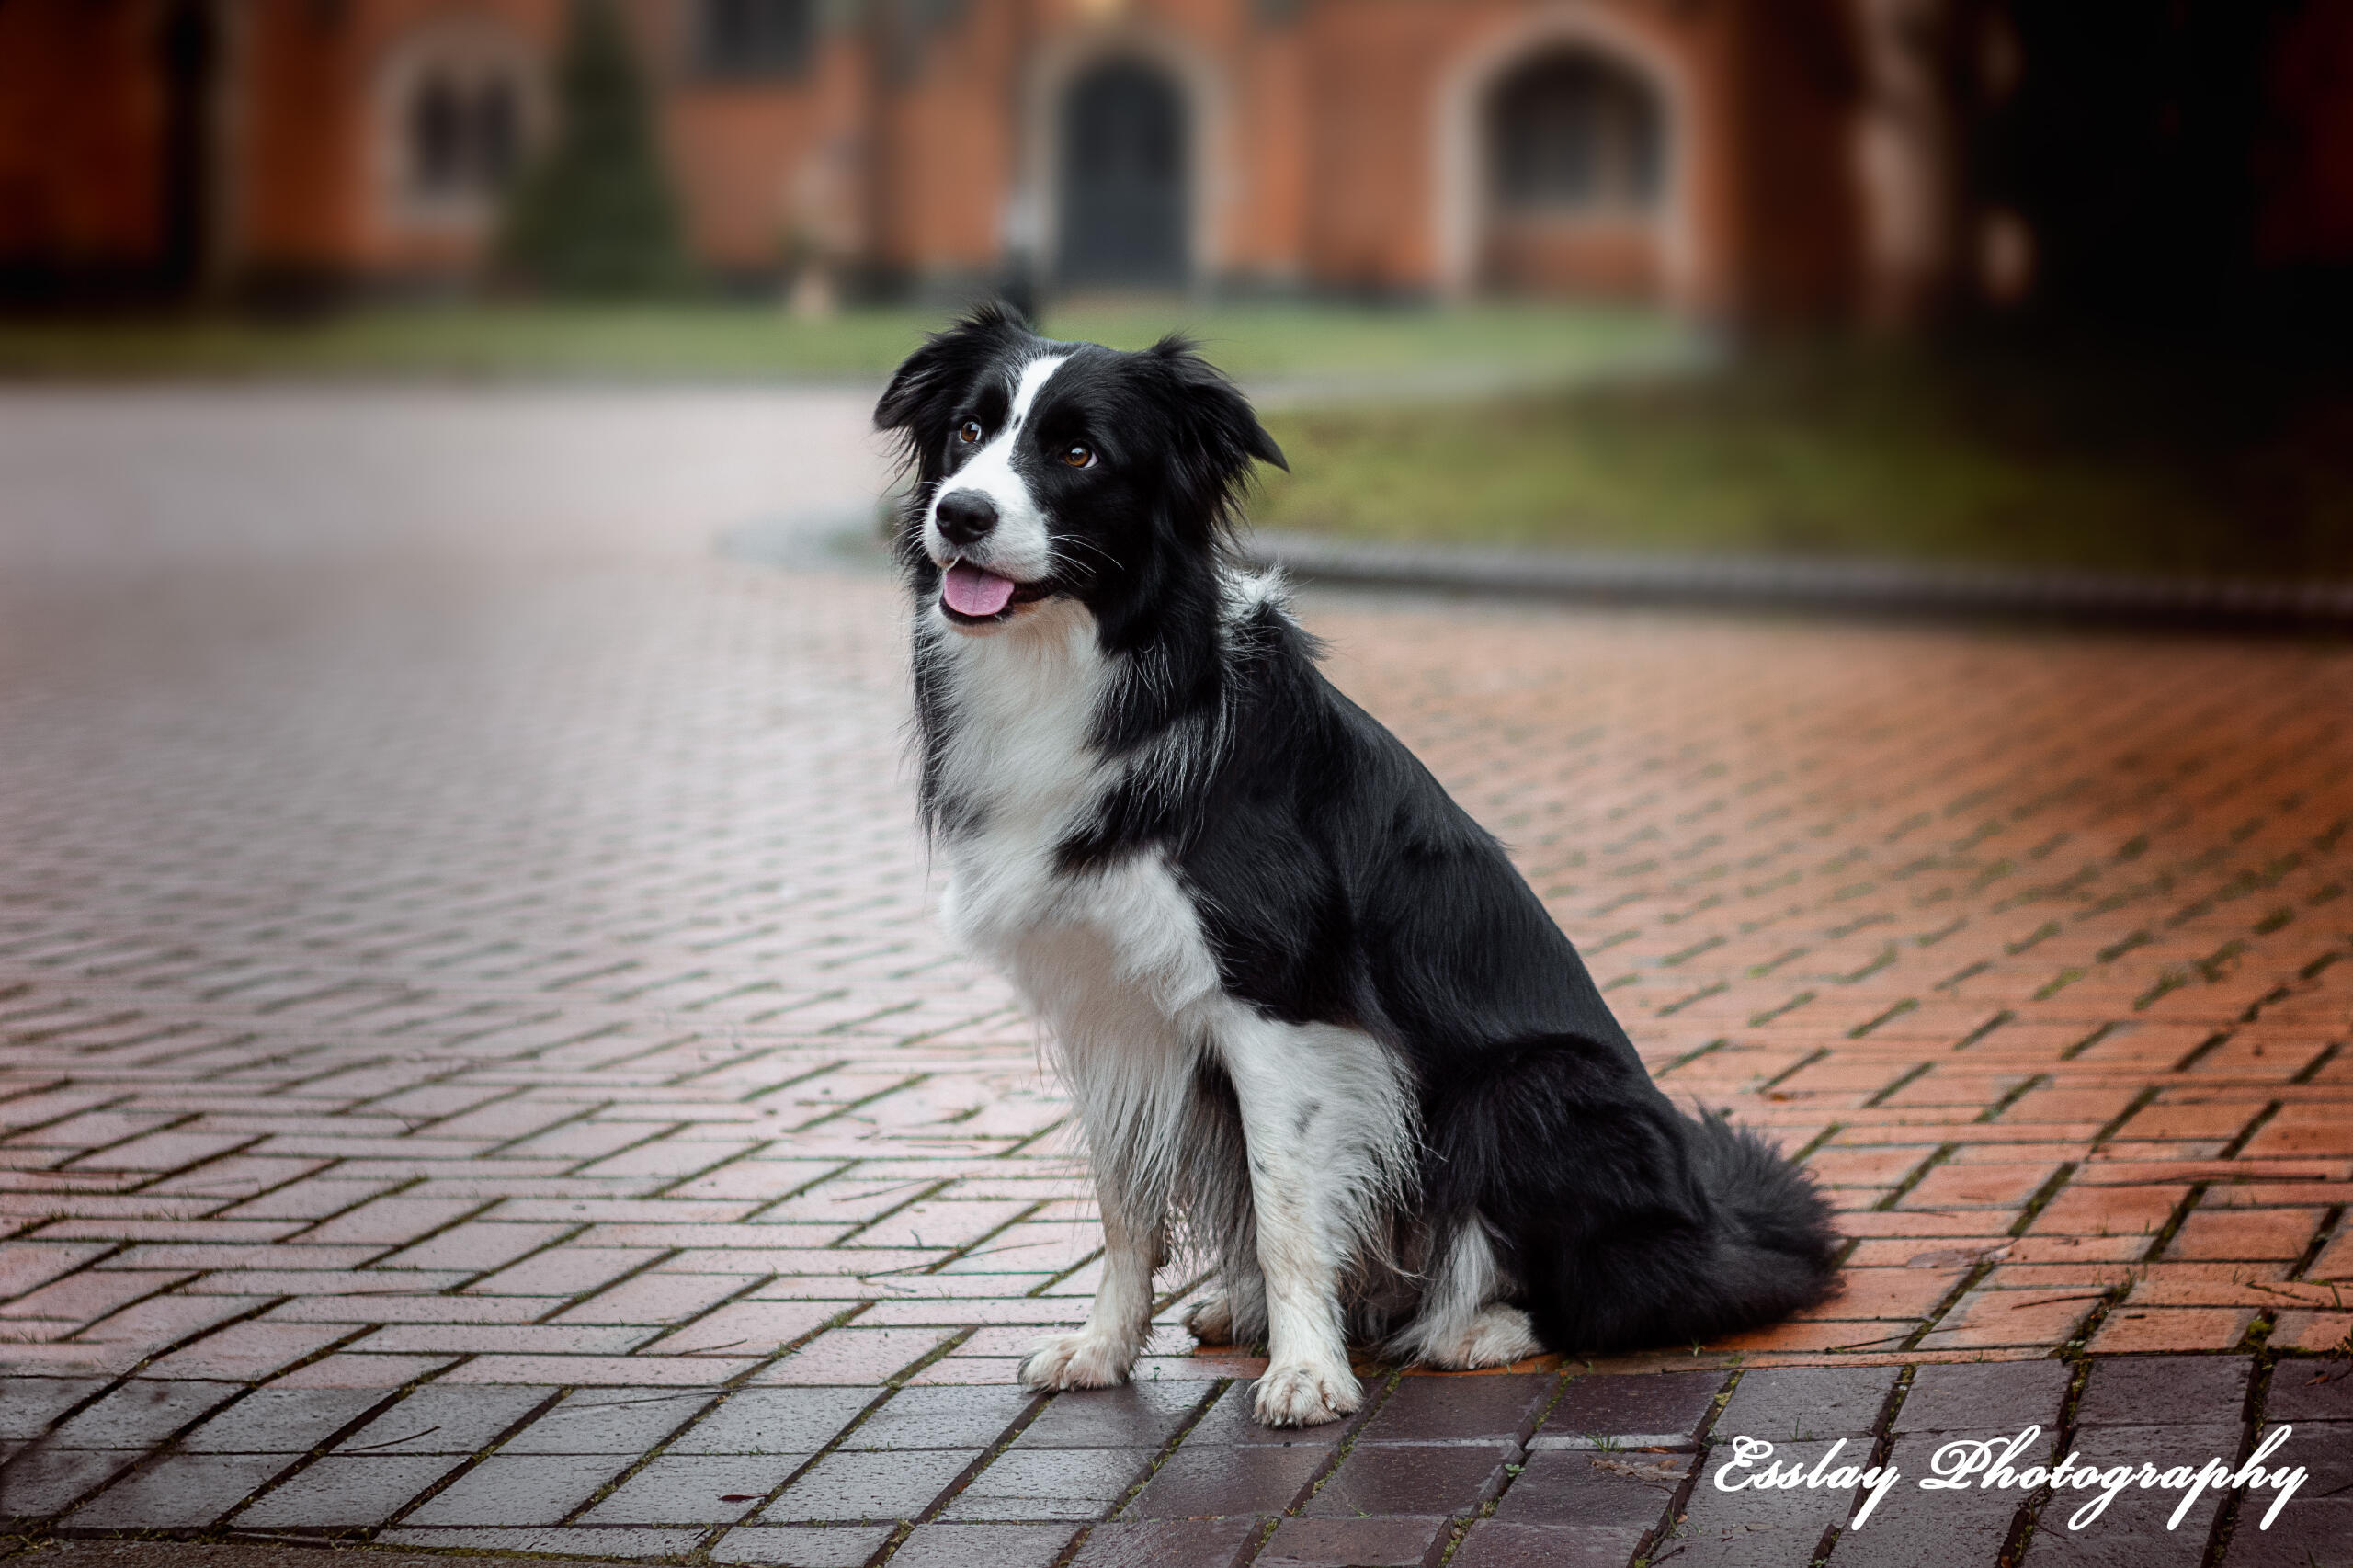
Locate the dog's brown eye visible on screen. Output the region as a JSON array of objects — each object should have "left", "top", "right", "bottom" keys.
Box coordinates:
[
  {"left": 957, "top": 420, "right": 983, "bottom": 444},
  {"left": 1062, "top": 444, "right": 1095, "bottom": 469}
]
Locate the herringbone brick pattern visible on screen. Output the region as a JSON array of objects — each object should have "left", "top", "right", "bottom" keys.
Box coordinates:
[{"left": 3, "top": 390, "right": 2350, "bottom": 1565}]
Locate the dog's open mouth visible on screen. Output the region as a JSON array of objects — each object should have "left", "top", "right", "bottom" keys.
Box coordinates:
[{"left": 940, "top": 562, "right": 1051, "bottom": 624}]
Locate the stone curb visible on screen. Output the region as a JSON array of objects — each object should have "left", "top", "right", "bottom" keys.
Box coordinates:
[{"left": 1246, "top": 530, "right": 2353, "bottom": 634}]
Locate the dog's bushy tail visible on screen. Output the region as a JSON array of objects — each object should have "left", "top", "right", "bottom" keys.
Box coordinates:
[
  {"left": 1443, "top": 1040, "right": 1843, "bottom": 1355},
  {"left": 1527, "top": 1105, "right": 1841, "bottom": 1353},
  {"left": 1532, "top": 1113, "right": 1839, "bottom": 1355},
  {"left": 1671, "top": 1108, "right": 1844, "bottom": 1337}
]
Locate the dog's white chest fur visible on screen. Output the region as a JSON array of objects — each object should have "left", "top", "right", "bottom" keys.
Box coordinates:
[
  {"left": 926, "top": 601, "right": 1242, "bottom": 1254},
  {"left": 930, "top": 604, "right": 1220, "bottom": 1053}
]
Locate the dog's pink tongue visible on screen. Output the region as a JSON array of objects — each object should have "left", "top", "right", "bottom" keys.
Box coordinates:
[{"left": 944, "top": 562, "right": 1017, "bottom": 617}]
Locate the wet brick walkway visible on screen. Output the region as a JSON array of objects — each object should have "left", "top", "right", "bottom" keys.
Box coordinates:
[{"left": 3, "top": 390, "right": 2352, "bottom": 1566}]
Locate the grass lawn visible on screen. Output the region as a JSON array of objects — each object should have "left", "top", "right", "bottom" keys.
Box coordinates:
[
  {"left": 1251, "top": 344, "right": 2353, "bottom": 583},
  {"left": 11, "top": 298, "right": 2341, "bottom": 584},
  {"left": 0, "top": 298, "right": 1679, "bottom": 385}
]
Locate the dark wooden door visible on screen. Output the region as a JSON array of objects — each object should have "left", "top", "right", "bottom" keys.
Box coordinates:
[{"left": 1057, "top": 61, "right": 1188, "bottom": 289}]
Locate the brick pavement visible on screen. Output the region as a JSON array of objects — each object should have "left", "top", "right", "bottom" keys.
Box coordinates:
[{"left": 4, "top": 389, "right": 2353, "bottom": 1566}]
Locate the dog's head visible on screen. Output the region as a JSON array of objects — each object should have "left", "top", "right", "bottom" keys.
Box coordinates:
[{"left": 875, "top": 303, "right": 1285, "bottom": 642}]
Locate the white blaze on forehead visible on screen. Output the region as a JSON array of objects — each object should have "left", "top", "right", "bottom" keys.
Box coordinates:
[
  {"left": 925, "top": 352, "right": 1072, "bottom": 581},
  {"left": 1006, "top": 352, "right": 1071, "bottom": 434}
]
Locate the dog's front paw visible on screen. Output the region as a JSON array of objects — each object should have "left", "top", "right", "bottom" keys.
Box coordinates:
[
  {"left": 1018, "top": 1328, "right": 1138, "bottom": 1392},
  {"left": 1181, "top": 1291, "right": 1234, "bottom": 1346},
  {"left": 1252, "top": 1359, "right": 1361, "bottom": 1427}
]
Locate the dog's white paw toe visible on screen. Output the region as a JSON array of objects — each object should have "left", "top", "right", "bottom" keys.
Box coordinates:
[
  {"left": 1017, "top": 1329, "right": 1136, "bottom": 1392},
  {"left": 1252, "top": 1359, "right": 1360, "bottom": 1427}
]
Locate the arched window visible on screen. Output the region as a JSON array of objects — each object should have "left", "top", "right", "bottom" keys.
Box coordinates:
[
  {"left": 378, "top": 21, "right": 538, "bottom": 229},
  {"left": 404, "top": 69, "right": 521, "bottom": 198},
  {"left": 696, "top": 0, "right": 814, "bottom": 79},
  {"left": 1488, "top": 51, "right": 1664, "bottom": 213},
  {"left": 408, "top": 72, "right": 464, "bottom": 193}
]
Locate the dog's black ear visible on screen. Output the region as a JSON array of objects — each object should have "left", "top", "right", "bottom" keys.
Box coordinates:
[
  {"left": 1148, "top": 334, "right": 1286, "bottom": 539},
  {"left": 875, "top": 302, "right": 1033, "bottom": 472},
  {"left": 1150, "top": 333, "right": 1287, "bottom": 472}
]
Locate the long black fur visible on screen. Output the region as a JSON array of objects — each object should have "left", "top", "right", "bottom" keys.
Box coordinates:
[{"left": 877, "top": 305, "right": 1841, "bottom": 1356}]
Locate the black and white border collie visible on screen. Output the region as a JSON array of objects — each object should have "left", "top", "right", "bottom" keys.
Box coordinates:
[{"left": 876, "top": 305, "right": 1840, "bottom": 1427}]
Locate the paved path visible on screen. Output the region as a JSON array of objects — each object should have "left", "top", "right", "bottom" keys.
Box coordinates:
[{"left": 3, "top": 389, "right": 2351, "bottom": 1567}]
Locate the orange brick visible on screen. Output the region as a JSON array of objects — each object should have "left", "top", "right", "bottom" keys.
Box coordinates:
[
  {"left": 2197, "top": 1180, "right": 2353, "bottom": 1206},
  {"left": 1899, "top": 1161, "right": 2062, "bottom": 1211},
  {"left": 2086, "top": 1306, "right": 2256, "bottom": 1353},
  {"left": 2026, "top": 1184, "right": 2188, "bottom": 1246},
  {"left": 2307, "top": 1227, "right": 2353, "bottom": 1280},
  {"left": 2268, "top": 1311, "right": 2353, "bottom": 1353},
  {"left": 2109, "top": 1102, "right": 2267, "bottom": 1142},
  {"left": 1946, "top": 1141, "right": 2082, "bottom": 1165},
  {"left": 1793, "top": 1267, "right": 1965, "bottom": 1322},
  {"left": 1843, "top": 1237, "right": 2012, "bottom": 1268},
  {"left": 2245, "top": 1109, "right": 2353, "bottom": 1160},
  {"left": 2123, "top": 1277, "right": 2346, "bottom": 1309},
  {"left": 1995, "top": 1085, "right": 2147, "bottom": 1126},
  {"left": 1837, "top": 1211, "right": 2017, "bottom": 1239},
  {"left": 1804, "top": 1146, "right": 1938, "bottom": 1189},
  {"left": 1914, "top": 1287, "right": 2102, "bottom": 1352},
  {"left": 2005, "top": 1234, "right": 2157, "bottom": 1264},
  {"left": 1707, "top": 1319, "right": 1918, "bottom": 1354},
  {"left": 2136, "top": 1260, "right": 2293, "bottom": 1288},
  {"left": 2165, "top": 1207, "right": 2322, "bottom": 1262},
  {"left": 1979, "top": 1262, "right": 2142, "bottom": 1291}
]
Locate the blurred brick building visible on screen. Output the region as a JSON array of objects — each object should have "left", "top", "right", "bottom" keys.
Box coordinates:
[{"left": 3, "top": 0, "right": 2348, "bottom": 322}]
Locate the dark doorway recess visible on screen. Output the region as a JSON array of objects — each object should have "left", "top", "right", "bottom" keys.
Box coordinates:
[{"left": 1057, "top": 60, "right": 1188, "bottom": 289}]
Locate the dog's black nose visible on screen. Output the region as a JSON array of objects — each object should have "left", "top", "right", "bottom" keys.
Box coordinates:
[{"left": 934, "top": 492, "right": 998, "bottom": 546}]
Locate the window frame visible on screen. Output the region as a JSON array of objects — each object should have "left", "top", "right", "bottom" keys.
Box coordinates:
[
  {"left": 1486, "top": 50, "right": 1666, "bottom": 218},
  {"left": 690, "top": 0, "right": 818, "bottom": 83}
]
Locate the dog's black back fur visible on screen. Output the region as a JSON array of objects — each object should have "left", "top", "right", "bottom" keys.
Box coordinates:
[{"left": 878, "top": 305, "right": 1840, "bottom": 1356}]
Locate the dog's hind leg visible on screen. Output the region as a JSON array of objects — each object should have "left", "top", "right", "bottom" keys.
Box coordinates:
[
  {"left": 1019, "top": 1169, "right": 1162, "bottom": 1391},
  {"left": 1177, "top": 1057, "right": 1268, "bottom": 1351},
  {"left": 1180, "top": 1266, "right": 1266, "bottom": 1348},
  {"left": 1435, "top": 1305, "right": 1544, "bottom": 1369},
  {"left": 1179, "top": 1290, "right": 1232, "bottom": 1345},
  {"left": 1394, "top": 1221, "right": 1543, "bottom": 1369}
]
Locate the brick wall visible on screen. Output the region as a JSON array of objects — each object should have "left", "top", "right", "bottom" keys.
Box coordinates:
[
  {"left": 0, "top": 0, "right": 1887, "bottom": 312},
  {"left": 0, "top": 0, "right": 174, "bottom": 289}
]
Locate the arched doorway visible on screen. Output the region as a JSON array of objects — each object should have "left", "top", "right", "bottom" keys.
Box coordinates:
[
  {"left": 1480, "top": 47, "right": 1667, "bottom": 296},
  {"left": 1056, "top": 60, "right": 1188, "bottom": 289}
]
